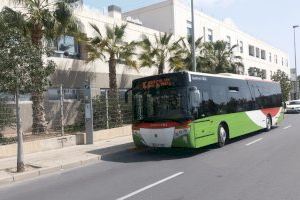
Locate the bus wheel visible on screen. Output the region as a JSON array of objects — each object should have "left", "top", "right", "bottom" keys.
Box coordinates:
[
  {"left": 265, "top": 115, "right": 272, "bottom": 132},
  {"left": 217, "top": 124, "right": 227, "bottom": 147}
]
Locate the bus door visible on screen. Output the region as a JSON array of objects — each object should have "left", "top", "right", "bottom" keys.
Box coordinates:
[{"left": 191, "top": 87, "right": 214, "bottom": 139}]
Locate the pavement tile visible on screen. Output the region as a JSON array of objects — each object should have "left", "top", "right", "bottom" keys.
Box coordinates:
[{"left": 0, "top": 135, "right": 133, "bottom": 186}]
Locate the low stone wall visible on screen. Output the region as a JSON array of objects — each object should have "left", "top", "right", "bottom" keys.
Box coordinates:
[
  {"left": 0, "top": 125, "right": 132, "bottom": 158},
  {"left": 93, "top": 125, "right": 132, "bottom": 142},
  {"left": 0, "top": 135, "right": 82, "bottom": 158}
]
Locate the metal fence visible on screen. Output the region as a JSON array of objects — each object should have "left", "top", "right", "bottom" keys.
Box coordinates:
[{"left": 0, "top": 87, "right": 132, "bottom": 145}]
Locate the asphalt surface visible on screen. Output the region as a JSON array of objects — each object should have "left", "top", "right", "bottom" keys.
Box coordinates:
[{"left": 1, "top": 114, "right": 300, "bottom": 200}]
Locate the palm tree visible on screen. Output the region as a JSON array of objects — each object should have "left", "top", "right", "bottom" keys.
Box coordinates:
[
  {"left": 180, "top": 36, "right": 203, "bottom": 71},
  {"left": 201, "top": 40, "right": 244, "bottom": 74},
  {"left": 139, "top": 33, "right": 186, "bottom": 74},
  {"left": 87, "top": 24, "right": 138, "bottom": 126},
  {"left": 4, "top": 0, "right": 82, "bottom": 134}
]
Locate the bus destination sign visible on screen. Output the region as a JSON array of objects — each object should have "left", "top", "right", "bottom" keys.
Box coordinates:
[{"left": 141, "top": 78, "right": 173, "bottom": 90}]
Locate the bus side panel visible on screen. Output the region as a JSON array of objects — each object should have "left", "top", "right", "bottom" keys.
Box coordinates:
[
  {"left": 171, "top": 131, "right": 196, "bottom": 148},
  {"left": 224, "top": 112, "right": 263, "bottom": 138},
  {"left": 191, "top": 118, "right": 217, "bottom": 148},
  {"left": 277, "top": 109, "right": 284, "bottom": 124},
  {"left": 192, "top": 112, "right": 264, "bottom": 148}
]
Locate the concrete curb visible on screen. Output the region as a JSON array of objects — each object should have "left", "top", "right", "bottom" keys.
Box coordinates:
[
  {"left": 0, "top": 142, "right": 134, "bottom": 187},
  {"left": 0, "top": 176, "right": 13, "bottom": 187}
]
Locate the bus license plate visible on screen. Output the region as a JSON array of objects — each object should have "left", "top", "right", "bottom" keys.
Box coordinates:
[{"left": 151, "top": 143, "right": 165, "bottom": 147}]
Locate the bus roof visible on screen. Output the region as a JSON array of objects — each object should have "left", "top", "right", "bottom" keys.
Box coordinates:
[
  {"left": 186, "top": 71, "right": 274, "bottom": 83},
  {"left": 133, "top": 71, "right": 276, "bottom": 84}
]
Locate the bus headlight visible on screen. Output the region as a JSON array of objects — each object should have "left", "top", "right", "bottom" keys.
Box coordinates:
[{"left": 174, "top": 128, "right": 190, "bottom": 139}]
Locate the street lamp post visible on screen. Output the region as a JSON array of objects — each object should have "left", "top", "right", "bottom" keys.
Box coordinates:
[
  {"left": 191, "top": 0, "right": 197, "bottom": 72},
  {"left": 293, "top": 25, "right": 299, "bottom": 99}
]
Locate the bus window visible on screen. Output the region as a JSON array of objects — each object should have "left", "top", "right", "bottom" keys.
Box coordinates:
[
  {"left": 211, "top": 84, "right": 228, "bottom": 114},
  {"left": 227, "top": 87, "right": 241, "bottom": 113},
  {"left": 134, "top": 94, "right": 143, "bottom": 120},
  {"left": 198, "top": 90, "right": 210, "bottom": 118}
]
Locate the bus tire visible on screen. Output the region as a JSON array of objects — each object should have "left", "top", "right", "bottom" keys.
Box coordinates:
[
  {"left": 265, "top": 115, "right": 272, "bottom": 132},
  {"left": 217, "top": 124, "right": 227, "bottom": 147}
]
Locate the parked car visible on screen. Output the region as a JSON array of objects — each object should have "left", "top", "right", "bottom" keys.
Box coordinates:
[{"left": 286, "top": 100, "right": 300, "bottom": 113}]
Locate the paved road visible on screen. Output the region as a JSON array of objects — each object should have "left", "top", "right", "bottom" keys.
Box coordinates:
[{"left": 1, "top": 114, "right": 300, "bottom": 200}]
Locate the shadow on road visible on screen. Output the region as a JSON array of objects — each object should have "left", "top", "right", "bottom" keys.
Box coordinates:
[
  {"left": 88, "top": 126, "right": 279, "bottom": 163},
  {"left": 89, "top": 144, "right": 215, "bottom": 163},
  {"left": 227, "top": 126, "right": 279, "bottom": 145}
]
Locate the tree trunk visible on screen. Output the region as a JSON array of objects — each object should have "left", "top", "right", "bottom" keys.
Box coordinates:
[
  {"left": 32, "top": 91, "right": 47, "bottom": 134},
  {"left": 31, "top": 24, "right": 43, "bottom": 47},
  {"left": 31, "top": 25, "right": 48, "bottom": 134},
  {"left": 158, "top": 62, "right": 164, "bottom": 74},
  {"left": 108, "top": 54, "right": 122, "bottom": 127}
]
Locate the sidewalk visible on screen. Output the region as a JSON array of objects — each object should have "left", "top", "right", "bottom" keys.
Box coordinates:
[{"left": 0, "top": 135, "right": 134, "bottom": 186}]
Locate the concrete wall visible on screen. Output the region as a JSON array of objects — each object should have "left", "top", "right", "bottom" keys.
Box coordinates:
[
  {"left": 1, "top": 102, "right": 33, "bottom": 136},
  {"left": 93, "top": 125, "right": 131, "bottom": 141},
  {"left": 1, "top": 99, "right": 83, "bottom": 135},
  {"left": 123, "top": 0, "right": 175, "bottom": 33},
  {"left": 50, "top": 65, "right": 144, "bottom": 89}
]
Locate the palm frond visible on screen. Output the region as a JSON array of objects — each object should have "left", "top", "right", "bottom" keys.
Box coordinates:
[
  {"left": 114, "top": 24, "right": 127, "bottom": 41},
  {"left": 105, "top": 25, "right": 114, "bottom": 40},
  {"left": 90, "top": 23, "right": 102, "bottom": 37}
]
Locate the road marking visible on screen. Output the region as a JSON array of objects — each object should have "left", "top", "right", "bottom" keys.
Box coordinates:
[
  {"left": 246, "top": 138, "right": 263, "bottom": 146},
  {"left": 116, "top": 172, "right": 184, "bottom": 200},
  {"left": 283, "top": 125, "right": 292, "bottom": 130}
]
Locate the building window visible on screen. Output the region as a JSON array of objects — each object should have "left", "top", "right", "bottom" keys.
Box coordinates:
[
  {"left": 282, "top": 57, "right": 284, "bottom": 66},
  {"left": 269, "top": 53, "right": 272, "bottom": 62},
  {"left": 0, "top": 93, "right": 31, "bottom": 102},
  {"left": 100, "top": 89, "right": 128, "bottom": 99},
  {"left": 239, "top": 41, "right": 244, "bottom": 53},
  {"left": 248, "top": 67, "right": 266, "bottom": 79},
  {"left": 48, "top": 88, "right": 79, "bottom": 101},
  {"left": 256, "top": 47, "right": 260, "bottom": 58},
  {"left": 275, "top": 55, "right": 278, "bottom": 64},
  {"left": 187, "top": 20, "right": 192, "bottom": 37},
  {"left": 53, "top": 35, "right": 81, "bottom": 59},
  {"left": 226, "top": 36, "right": 231, "bottom": 48},
  {"left": 249, "top": 45, "right": 255, "bottom": 56},
  {"left": 208, "top": 29, "right": 213, "bottom": 42},
  {"left": 286, "top": 59, "right": 289, "bottom": 67},
  {"left": 261, "top": 50, "right": 266, "bottom": 60}
]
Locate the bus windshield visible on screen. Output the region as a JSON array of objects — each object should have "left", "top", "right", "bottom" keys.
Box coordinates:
[{"left": 133, "top": 87, "right": 191, "bottom": 122}]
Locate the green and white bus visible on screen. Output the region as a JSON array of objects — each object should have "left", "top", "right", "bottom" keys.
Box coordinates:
[{"left": 129, "top": 71, "right": 284, "bottom": 148}]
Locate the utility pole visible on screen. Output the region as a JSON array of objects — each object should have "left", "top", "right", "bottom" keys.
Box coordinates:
[
  {"left": 293, "top": 25, "right": 299, "bottom": 99},
  {"left": 60, "top": 84, "right": 64, "bottom": 136},
  {"left": 84, "top": 81, "right": 93, "bottom": 144},
  {"left": 191, "top": 0, "right": 197, "bottom": 72}
]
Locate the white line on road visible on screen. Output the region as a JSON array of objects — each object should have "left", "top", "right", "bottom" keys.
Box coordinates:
[
  {"left": 246, "top": 138, "right": 263, "bottom": 146},
  {"left": 116, "top": 172, "right": 184, "bottom": 200},
  {"left": 282, "top": 125, "right": 292, "bottom": 130}
]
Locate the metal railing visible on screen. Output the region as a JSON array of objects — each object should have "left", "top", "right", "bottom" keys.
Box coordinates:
[{"left": 0, "top": 86, "right": 132, "bottom": 145}]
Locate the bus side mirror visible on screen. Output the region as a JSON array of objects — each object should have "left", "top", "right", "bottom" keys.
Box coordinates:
[{"left": 189, "top": 86, "right": 201, "bottom": 108}]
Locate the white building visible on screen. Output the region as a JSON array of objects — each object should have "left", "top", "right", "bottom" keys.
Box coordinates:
[
  {"left": 125, "top": 0, "right": 290, "bottom": 80},
  {"left": 0, "top": 0, "right": 290, "bottom": 89},
  {"left": 0, "top": 1, "right": 160, "bottom": 89}
]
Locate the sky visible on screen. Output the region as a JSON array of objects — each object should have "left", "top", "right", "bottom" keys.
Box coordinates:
[{"left": 84, "top": 0, "right": 300, "bottom": 72}]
